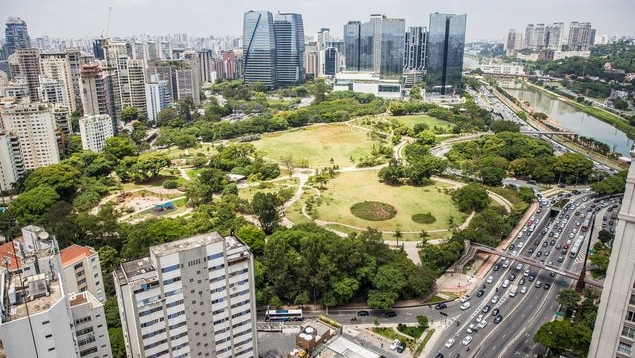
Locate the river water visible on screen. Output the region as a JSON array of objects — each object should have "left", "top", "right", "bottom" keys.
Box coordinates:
[{"left": 503, "top": 82, "right": 633, "bottom": 158}]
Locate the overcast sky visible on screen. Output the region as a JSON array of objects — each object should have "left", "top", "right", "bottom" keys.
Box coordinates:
[{"left": 2, "top": 0, "right": 633, "bottom": 42}]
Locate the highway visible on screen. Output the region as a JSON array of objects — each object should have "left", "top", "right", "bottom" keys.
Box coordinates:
[{"left": 428, "top": 191, "right": 621, "bottom": 358}]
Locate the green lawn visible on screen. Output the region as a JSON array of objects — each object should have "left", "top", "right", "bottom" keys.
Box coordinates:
[
  {"left": 252, "top": 124, "right": 375, "bottom": 168},
  {"left": 388, "top": 114, "right": 453, "bottom": 130},
  {"left": 313, "top": 170, "right": 466, "bottom": 232}
]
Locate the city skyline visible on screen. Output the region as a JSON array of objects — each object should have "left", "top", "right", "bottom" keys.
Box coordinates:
[{"left": 1, "top": 0, "right": 633, "bottom": 42}]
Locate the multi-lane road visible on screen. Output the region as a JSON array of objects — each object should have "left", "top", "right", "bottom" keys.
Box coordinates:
[{"left": 428, "top": 191, "right": 621, "bottom": 358}]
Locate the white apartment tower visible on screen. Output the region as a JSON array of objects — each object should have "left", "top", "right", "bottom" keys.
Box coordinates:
[
  {"left": 145, "top": 74, "right": 171, "bottom": 123},
  {"left": 0, "top": 131, "right": 24, "bottom": 191},
  {"left": 0, "top": 226, "right": 112, "bottom": 358},
  {"left": 80, "top": 62, "right": 115, "bottom": 119},
  {"left": 0, "top": 103, "right": 59, "bottom": 170},
  {"left": 40, "top": 52, "right": 76, "bottom": 111},
  {"left": 590, "top": 148, "right": 635, "bottom": 357},
  {"left": 114, "top": 232, "right": 258, "bottom": 358},
  {"left": 61, "top": 244, "right": 107, "bottom": 303},
  {"left": 79, "top": 115, "right": 115, "bottom": 152}
]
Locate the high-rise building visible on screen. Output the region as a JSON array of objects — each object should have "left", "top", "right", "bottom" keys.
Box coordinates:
[
  {"left": 60, "top": 244, "right": 107, "bottom": 303},
  {"left": 65, "top": 48, "right": 84, "bottom": 111},
  {"left": 343, "top": 14, "right": 405, "bottom": 78},
  {"left": 533, "top": 23, "right": 546, "bottom": 49},
  {"left": 145, "top": 74, "right": 171, "bottom": 123},
  {"left": 15, "top": 48, "right": 41, "bottom": 101},
  {"left": 1, "top": 103, "right": 59, "bottom": 169},
  {"left": 40, "top": 52, "right": 76, "bottom": 111},
  {"left": 567, "top": 22, "right": 595, "bottom": 51},
  {"left": 198, "top": 49, "right": 213, "bottom": 83},
  {"left": 146, "top": 41, "right": 158, "bottom": 61},
  {"left": 38, "top": 77, "right": 68, "bottom": 105},
  {"left": 274, "top": 13, "right": 305, "bottom": 86},
  {"left": 148, "top": 60, "right": 201, "bottom": 104},
  {"left": 589, "top": 149, "right": 635, "bottom": 357},
  {"left": 505, "top": 29, "right": 523, "bottom": 56},
  {"left": 317, "top": 28, "right": 330, "bottom": 49},
  {"left": 304, "top": 42, "right": 319, "bottom": 78},
  {"left": 546, "top": 23, "right": 564, "bottom": 51},
  {"left": 404, "top": 26, "right": 427, "bottom": 71},
  {"left": 4, "top": 17, "right": 31, "bottom": 58},
  {"left": 0, "top": 131, "right": 24, "bottom": 191},
  {"left": 0, "top": 226, "right": 112, "bottom": 358},
  {"left": 79, "top": 114, "right": 114, "bottom": 152},
  {"left": 426, "top": 13, "right": 467, "bottom": 95},
  {"left": 114, "top": 232, "right": 258, "bottom": 358},
  {"left": 524, "top": 24, "right": 535, "bottom": 49},
  {"left": 324, "top": 47, "right": 339, "bottom": 76},
  {"left": 243, "top": 11, "right": 277, "bottom": 87},
  {"left": 79, "top": 62, "right": 116, "bottom": 120}
]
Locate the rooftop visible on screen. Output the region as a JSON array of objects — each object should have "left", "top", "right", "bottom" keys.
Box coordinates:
[
  {"left": 69, "top": 291, "right": 101, "bottom": 309},
  {"left": 0, "top": 241, "right": 21, "bottom": 271},
  {"left": 150, "top": 231, "right": 225, "bottom": 256},
  {"left": 118, "top": 256, "right": 155, "bottom": 282},
  {"left": 319, "top": 336, "right": 382, "bottom": 358},
  {"left": 8, "top": 275, "right": 63, "bottom": 321},
  {"left": 60, "top": 244, "right": 96, "bottom": 268}
]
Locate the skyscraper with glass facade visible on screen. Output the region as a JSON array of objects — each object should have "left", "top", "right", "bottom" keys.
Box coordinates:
[
  {"left": 274, "top": 13, "right": 305, "bottom": 86},
  {"left": 4, "top": 17, "right": 31, "bottom": 58},
  {"left": 404, "top": 27, "right": 427, "bottom": 71},
  {"left": 243, "top": 11, "right": 276, "bottom": 88},
  {"left": 426, "top": 13, "right": 467, "bottom": 95},
  {"left": 343, "top": 15, "right": 404, "bottom": 79}
]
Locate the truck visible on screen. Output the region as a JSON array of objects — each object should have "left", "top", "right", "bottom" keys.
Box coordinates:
[{"left": 509, "top": 285, "right": 519, "bottom": 297}]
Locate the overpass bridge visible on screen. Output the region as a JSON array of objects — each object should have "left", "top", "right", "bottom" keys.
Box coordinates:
[
  {"left": 452, "top": 241, "right": 603, "bottom": 289},
  {"left": 521, "top": 130, "right": 580, "bottom": 138}
]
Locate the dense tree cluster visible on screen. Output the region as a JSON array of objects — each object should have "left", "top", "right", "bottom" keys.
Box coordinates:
[
  {"left": 451, "top": 184, "right": 491, "bottom": 213},
  {"left": 590, "top": 169, "right": 627, "bottom": 195},
  {"left": 388, "top": 98, "right": 492, "bottom": 133},
  {"left": 259, "top": 224, "right": 436, "bottom": 309}
]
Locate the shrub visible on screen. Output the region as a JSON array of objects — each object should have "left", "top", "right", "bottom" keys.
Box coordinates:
[
  {"left": 163, "top": 180, "right": 179, "bottom": 189},
  {"left": 350, "top": 201, "right": 397, "bottom": 221},
  {"left": 411, "top": 212, "right": 436, "bottom": 224}
]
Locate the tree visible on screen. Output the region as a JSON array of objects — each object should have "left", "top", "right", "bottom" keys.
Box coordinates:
[
  {"left": 251, "top": 192, "right": 281, "bottom": 234},
  {"left": 104, "top": 298, "right": 121, "bottom": 328},
  {"left": 9, "top": 185, "right": 61, "bottom": 224},
  {"left": 409, "top": 84, "right": 423, "bottom": 100},
  {"left": 480, "top": 165, "right": 506, "bottom": 186},
  {"left": 452, "top": 184, "right": 491, "bottom": 213},
  {"left": 417, "top": 130, "right": 436, "bottom": 145},
  {"left": 24, "top": 164, "right": 81, "bottom": 199},
  {"left": 235, "top": 225, "right": 266, "bottom": 255},
  {"left": 419, "top": 230, "right": 430, "bottom": 247},
  {"left": 597, "top": 229, "right": 614, "bottom": 244},
  {"left": 121, "top": 106, "right": 139, "bottom": 122},
  {"left": 98, "top": 246, "right": 121, "bottom": 273},
  {"left": 136, "top": 152, "right": 171, "bottom": 179},
  {"left": 109, "top": 327, "right": 126, "bottom": 358},
  {"left": 156, "top": 107, "right": 179, "bottom": 126},
  {"left": 104, "top": 136, "right": 137, "bottom": 160},
  {"left": 294, "top": 291, "right": 310, "bottom": 307},
  {"left": 552, "top": 153, "right": 594, "bottom": 184},
  {"left": 308, "top": 79, "right": 330, "bottom": 103},
  {"left": 534, "top": 320, "right": 592, "bottom": 357},
  {"left": 556, "top": 289, "right": 581, "bottom": 312},
  {"left": 489, "top": 120, "right": 520, "bottom": 133},
  {"left": 393, "top": 229, "right": 403, "bottom": 246}
]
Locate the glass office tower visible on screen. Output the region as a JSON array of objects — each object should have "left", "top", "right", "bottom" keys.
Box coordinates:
[
  {"left": 243, "top": 11, "right": 277, "bottom": 88},
  {"left": 274, "top": 13, "right": 305, "bottom": 86},
  {"left": 426, "top": 13, "right": 467, "bottom": 95},
  {"left": 379, "top": 18, "right": 405, "bottom": 79}
]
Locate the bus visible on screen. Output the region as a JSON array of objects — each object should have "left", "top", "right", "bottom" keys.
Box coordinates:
[
  {"left": 569, "top": 234, "right": 585, "bottom": 258},
  {"left": 265, "top": 309, "right": 303, "bottom": 322},
  {"left": 581, "top": 217, "right": 592, "bottom": 232}
]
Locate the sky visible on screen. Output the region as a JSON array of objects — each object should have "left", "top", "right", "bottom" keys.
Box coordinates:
[{"left": 1, "top": 0, "right": 634, "bottom": 42}]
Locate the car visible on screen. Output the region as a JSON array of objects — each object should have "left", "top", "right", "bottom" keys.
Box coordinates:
[
  {"left": 384, "top": 311, "right": 397, "bottom": 317},
  {"left": 477, "top": 319, "right": 488, "bottom": 329},
  {"left": 509, "top": 273, "right": 517, "bottom": 281},
  {"left": 462, "top": 335, "right": 473, "bottom": 346},
  {"left": 535, "top": 281, "right": 542, "bottom": 288},
  {"left": 557, "top": 256, "right": 564, "bottom": 262},
  {"left": 519, "top": 278, "right": 525, "bottom": 285},
  {"left": 528, "top": 247, "right": 535, "bottom": 254},
  {"left": 528, "top": 275, "right": 535, "bottom": 282},
  {"left": 493, "top": 264, "right": 500, "bottom": 271},
  {"left": 512, "top": 250, "right": 518, "bottom": 256},
  {"left": 444, "top": 338, "right": 456, "bottom": 348},
  {"left": 536, "top": 251, "right": 542, "bottom": 257},
  {"left": 544, "top": 283, "right": 551, "bottom": 290},
  {"left": 548, "top": 231, "right": 554, "bottom": 237},
  {"left": 491, "top": 295, "right": 500, "bottom": 303},
  {"left": 569, "top": 233, "right": 575, "bottom": 239},
  {"left": 520, "top": 286, "right": 528, "bottom": 294},
  {"left": 524, "top": 269, "right": 530, "bottom": 277},
  {"left": 503, "top": 260, "right": 511, "bottom": 268},
  {"left": 508, "top": 243, "right": 515, "bottom": 250},
  {"left": 357, "top": 310, "right": 370, "bottom": 316},
  {"left": 556, "top": 243, "right": 562, "bottom": 250},
  {"left": 460, "top": 302, "right": 471, "bottom": 310},
  {"left": 502, "top": 280, "right": 510, "bottom": 288},
  {"left": 515, "top": 263, "right": 523, "bottom": 271},
  {"left": 467, "top": 323, "right": 476, "bottom": 334},
  {"left": 476, "top": 289, "right": 485, "bottom": 297},
  {"left": 433, "top": 353, "right": 444, "bottom": 358},
  {"left": 390, "top": 339, "right": 401, "bottom": 350},
  {"left": 494, "top": 315, "right": 503, "bottom": 324},
  {"left": 460, "top": 295, "right": 471, "bottom": 303},
  {"left": 476, "top": 314, "right": 484, "bottom": 323},
  {"left": 482, "top": 305, "right": 491, "bottom": 313},
  {"left": 561, "top": 249, "right": 568, "bottom": 255},
  {"left": 550, "top": 239, "right": 556, "bottom": 246},
  {"left": 610, "top": 220, "right": 614, "bottom": 225},
  {"left": 544, "top": 250, "right": 550, "bottom": 257},
  {"left": 517, "top": 242, "right": 524, "bottom": 248},
  {"left": 486, "top": 275, "right": 494, "bottom": 284},
  {"left": 396, "top": 342, "right": 406, "bottom": 353},
  {"left": 491, "top": 308, "right": 500, "bottom": 316},
  {"left": 533, "top": 239, "right": 540, "bottom": 245},
  {"left": 542, "top": 241, "right": 548, "bottom": 247},
  {"left": 435, "top": 303, "right": 447, "bottom": 310}
]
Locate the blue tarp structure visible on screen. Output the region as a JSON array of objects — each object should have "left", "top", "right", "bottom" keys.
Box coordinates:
[{"left": 153, "top": 201, "right": 174, "bottom": 211}]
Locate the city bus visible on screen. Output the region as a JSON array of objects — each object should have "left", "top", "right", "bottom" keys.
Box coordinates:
[
  {"left": 265, "top": 309, "right": 304, "bottom": 322},
  {"left": 569, "top": 234, "right": 585, "bottom": 258},
  {"left": 581, "top": 217, "right": 592, "bottom": 232}
]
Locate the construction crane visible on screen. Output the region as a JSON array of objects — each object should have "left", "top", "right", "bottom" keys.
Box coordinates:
[{"left": 101, "top": 6, "right": 112, "bottom": 39}]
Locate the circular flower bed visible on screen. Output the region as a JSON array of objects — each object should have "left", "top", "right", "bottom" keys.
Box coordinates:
[
  {"left": 411, "top": 212, "right": 436, "bottom": 224},
  {"left": 350, "top": 201, "right": 397, "bottom": 221}
]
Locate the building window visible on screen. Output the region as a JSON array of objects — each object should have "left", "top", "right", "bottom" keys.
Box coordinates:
[
  {"left": 623, "top": 326, "right": 635, "bottom": 340},
  {"left": 630, "top": 293, "right": 635, "bottom": 306},
  {"left": 627, "top": 310, "right": 635, "bottom": 323},
  {"left": 618, "top": 342, "right": 632, "bottom": 354}
]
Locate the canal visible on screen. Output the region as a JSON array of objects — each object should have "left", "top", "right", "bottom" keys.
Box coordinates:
[{"left": 503, "top": 82, "right": 633, "bottom": 158}]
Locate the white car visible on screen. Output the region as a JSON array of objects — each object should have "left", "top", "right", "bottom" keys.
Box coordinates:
[
  {"left": 460, "top": 295, "right": 471, "bottom": 303},
  {"left": 491, "top": 295, "right": 499, "bottom": 304},
  {"left": 520, "top": 286, "right": 528, "bottom": 294},
  {"left": 445, "top": 338, "right": 456, "bottom": 348},
  {"left": 517, "top": 242, "right": 524, "bottom": 248},
  {"left": 460, "top": 302, "right": 471, "bottom": 310},
  {"left": 502, "top": 260, "right": 511, "bottom": 268},
  {"left": 477, "top": 319, "right": 488, "bottom": 329},
  {"left": 475, "top": 314, "right": 484, "bottom": 322},
  {"left": 467, "top": 323, "right": 476, "bottom": 334},
  {"left": 390, "top": 339, "right": 400, "bottom": 350},
  {"left": 486, "top": 275, "right": 494, "bottom": 284},
  {"left": 523, "top": 269, "right": 530, "bottom": 277},
  {"left": 511, "top": 250, "right": 518, "bottom": 256},
  {"left": 462, "top": 335, "right": 473, "bottom": 346}
]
